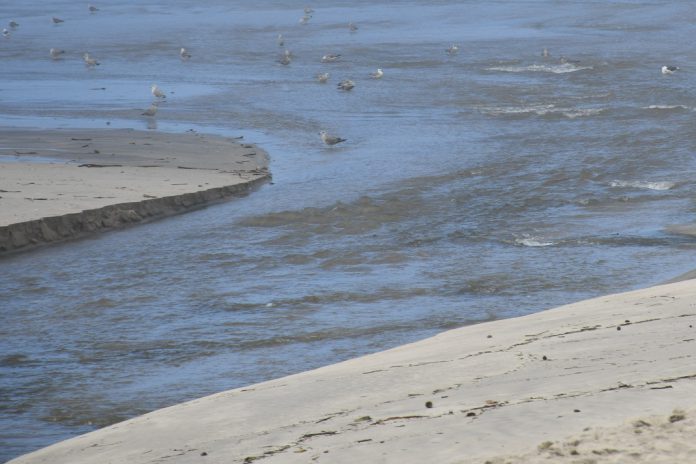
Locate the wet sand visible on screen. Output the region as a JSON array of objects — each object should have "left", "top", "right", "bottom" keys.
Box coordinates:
[
  {"left": 0, "top": 128, "right": 270, "bottom": 254},
  {"left": 8, "top": 277, "right": 696, "bottom": 463}
]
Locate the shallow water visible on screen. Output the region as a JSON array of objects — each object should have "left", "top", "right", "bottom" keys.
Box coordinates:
[{"left": 3, "top": 0, "right": 696, "bottom": 460}]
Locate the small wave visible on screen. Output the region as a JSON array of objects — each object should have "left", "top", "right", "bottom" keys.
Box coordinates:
[
  {"left": 562, "top": 108, "right": 605, "bottom": 119},
  {"left": 486, "top": 63, "right": 593, "bottom": 74},
  {"left": 514, "top": 236, "right": 554, "bottom": 247},
  {"left": 480, "top": 105, "right": 604, "bottom": 119},
  {"left": 609, "top": 180, "right": 676, "bottom": 191},
  {"left": 642, "top": 105, "right": 690, "bottom": 111}
]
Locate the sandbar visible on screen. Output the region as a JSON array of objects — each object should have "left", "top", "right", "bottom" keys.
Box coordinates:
[{"left": 0, "top": 128, "right": 270, "bottom": 255}]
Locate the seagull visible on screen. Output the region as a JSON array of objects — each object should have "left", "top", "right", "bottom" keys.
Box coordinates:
[
  {"left": 151, "top": 84, "right": 166, "bottom": 99},
  {"left": 83, "top": 52, "right": 100, "bottom": 67},
  {"left": 304, "top": 6, "right": 314, "bottom": 14},
  {"left": 321, "top": 53, "right": 341, "bottom": 63},
  {"left": 180, "top": 47, "right": 191, "bottom": 60},
  {"left": 320, "top": 130, "right": 346, "bottom": 146},
  {"left": 446, "top": 44, "right": 459, "bottom": 55},
  {"left": 299, "top": 14, "right": 311, "bottom": 25},
  {"left": 661, "top": 65, "right": 679, "bottom": 74},
  {"left": 337, "top": 79, "right": 354, "bottom": 91},
  {"left": 52, "top": 16, "right": 65, "bottom": 24},
  {"left": 2, "top": 28, "right": 9, "bottom": 38},
  {"left": 142, "top": 103, "right": 158, "bottom": 117},
  {"left": 283, "top": 48, "right": 293, "bottom": 58},
  {"left": 542, "top": 48, "right": 550, "bottom": 58},
  {"left": 9, "top": 20, "right": 19, "bottom": 29},
  {"left": 317, "top": 72, "right": 329, "bottom": 83},
  {"left": 370, "top": 68, "right": 384, "bottom": 79},
  {"left": 348, "top": 22, "right": 358, "bottom": 32},
  {"left": 88, "top": 4, "right": 99, "bottom": 12},
  {"left": 279, "top": 54, "right": 291, "bottom": 65},
  {"left": 277, "top": 34, "right": 284, "bottom": 47},
  {"left": 50, "top": 48, "right": 66, "bottom": 59}
]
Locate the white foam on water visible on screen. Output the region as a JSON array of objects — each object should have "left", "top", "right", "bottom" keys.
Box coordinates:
[
  {"left": 609, "top": 180, "right": 676, "bottom": 191},
  {"left": 479, "top": 105, "right": 604, "bottom": 118},
  {"left": 514, "top": 235, "right": 555, "bottom": 247},
  {"left": 643, "top": 105, "right": 690, "bottom": 111},
  {"left": 486, "top": 63, "right": 593, "bottom": 74}
]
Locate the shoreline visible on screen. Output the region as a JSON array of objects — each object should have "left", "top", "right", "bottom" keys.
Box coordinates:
[
  {"left": 9, "top": 277, "right": 696, "bottom": 463},
  {"left": 0, "top": 128, "right": 270, "bottom": 256}
]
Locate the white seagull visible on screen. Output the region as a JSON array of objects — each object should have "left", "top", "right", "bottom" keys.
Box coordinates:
[
  {"left": 299, "top": 14, "right": 311, "bottom": 25},
  {"left": 151, "top": 84, "right": 166, "bottom": 99},
  {"left": 142, "top": 103, "right": 158, "bottom": 117},
  {"left": 661, "top": 65, "right": 679, "bottom": 74},
  {"left": 50, "top": 48, "right": 66, "bottom": 59},
  {"left": 180, "top": 47, "right": 191, "bottom": 60},
  {"left": 83, "top": 52, "right": 100, "bottom": 66},
  {"left": 337, "top": 79, "right": 355, "bottom": 91},
  {"left": 446, "top": 44, "right": 459, "bottom": 55},
  {"left": 542, "top": 48, "right": 550, "bottom": 58},
  {"left": 277, "top": 34, "right": 284, "bottom": 47},
  {"left": 2, "top": 28, "right": 9, "bottom": 38},
  {"left": 370, "top": 68, "right": 384, "bottom": 79},
  {"left": 321, "top": 53, "right": 341, "bottom": 63},
  {"left": 317, "top": 72, "right": 329, "bottom": 83},
  {"left": 320, "top": 130, "right": 346, "bottom": 146}
]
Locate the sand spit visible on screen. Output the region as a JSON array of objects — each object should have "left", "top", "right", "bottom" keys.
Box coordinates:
[
  {"left": 0, "top": 128, "right": 270, "bottom": 255},
  {"left": 9, "top": 278, "right": 696, "bottom": 463}
]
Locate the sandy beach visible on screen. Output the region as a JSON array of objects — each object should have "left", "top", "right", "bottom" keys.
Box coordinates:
[
  {"left": 0, "top": 128, "right": 270, "bottom": 254},
  {"left": 8, "top": 277, "right": 696, "bottom": 463}
]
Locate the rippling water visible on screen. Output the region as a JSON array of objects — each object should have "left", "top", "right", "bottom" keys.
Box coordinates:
[{"left": 3, "top": 0, "right": 696, "bottom": 461}]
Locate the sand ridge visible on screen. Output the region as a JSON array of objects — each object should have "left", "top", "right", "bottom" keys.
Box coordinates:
[
  {"left": 0, "top": 128, "right": 270, "bottom": 253},
  {"left": 8, "top": 278, "right": 696, "bottom": 463}
]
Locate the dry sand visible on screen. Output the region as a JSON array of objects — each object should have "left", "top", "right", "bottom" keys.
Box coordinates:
[
  {"left": 8, "top": 277, "right": 696, "bottom": 463},
  {"left": 0, "top": 128, "right": 270, "bottom": 254}
]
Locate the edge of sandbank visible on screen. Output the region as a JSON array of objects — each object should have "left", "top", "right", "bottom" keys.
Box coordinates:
[
  {"left": 0, "top": 127, "right": 271, "bottom": 256},
  {"left": 0, "top": 175, "right": 269, "bottom": 256}
]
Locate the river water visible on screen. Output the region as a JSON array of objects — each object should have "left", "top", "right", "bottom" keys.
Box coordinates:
[{"left": 2, "top": 0, "right": 696, "bottom": 461}]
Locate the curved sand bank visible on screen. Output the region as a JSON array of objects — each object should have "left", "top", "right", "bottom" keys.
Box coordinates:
[
  {"left": 9, "top": 278, "right": 696, "bottom": 463},
  {"left": 0, "top": 128, "right": 270, "bottom": 255}
]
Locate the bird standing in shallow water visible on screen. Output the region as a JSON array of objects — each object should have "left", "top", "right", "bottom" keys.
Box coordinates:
[
  {"left": 151, "top": 84, "right": 166, "bottom": 99},
  {"left": 83, "top": 52, "right": 100, "bottom": 67},
  {"left": 317, "top": 72, "right": 329, "bottom": 83},
  {"left": 180, "top": 47, "right": 191, "bottom": 60},
  {"left": 337, "top": 79, "right": 355, "bottom": 91},
  {"left": 50, "top": 48, "right": 66, "bottom": 59},
  {"left": 320, "top": 131, "right": 346, "bottom": 146},
  {"left": 661, "top": 65, "right": 679, "bottom": 74},
  {"left": 370, "top": 68, "right": 384, "bottom": 79},
  {"left": 142, "top": 104, "right": 158, "bottom": 117},
  {"left": 322, "top": 53, "right": 341, "bottom": 63},
  {"left": 446, "top": 44, "right": 459, "bottom": 55}
]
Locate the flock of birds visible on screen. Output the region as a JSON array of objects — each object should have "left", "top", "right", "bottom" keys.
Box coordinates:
[
  {"left": 3, "top": 5, "right": 682, "bottom": 146},
  {"left": 1, "top": 4, "right": 390, "bottom": 147}
]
